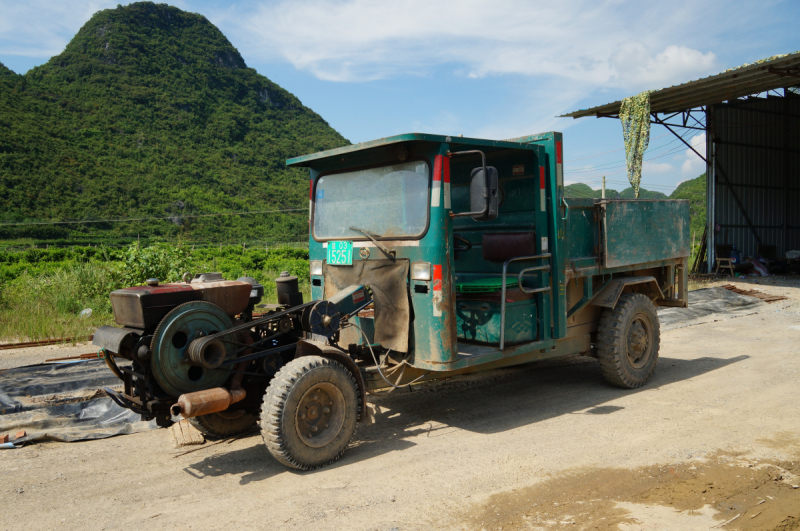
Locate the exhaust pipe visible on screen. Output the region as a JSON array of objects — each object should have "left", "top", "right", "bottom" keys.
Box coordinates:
[
  {"left": 174, "top": 331, "right": 253, "bottom": 419},
  {"left": 171, "top": 387, "right": 246, "bottom": 418}
]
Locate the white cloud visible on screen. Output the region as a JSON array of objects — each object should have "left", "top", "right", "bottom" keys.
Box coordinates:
[
  {"left": 0, "top": 0, "right": 780, "bottom": 142},
  {"left": 0, "top": 1, "right": 118, "bottom": 60},
  {"left": 410, "top": 110, "right": 462, "bottom": 136},
  {"left": 681, "top": 132, "right": 707, "bottom": 177},
  {"left": 643, "top": 161, "right": 674, "bottom": 174},
  {"left": 0, "top": 0, "right": 191, "bottom": 64},
  {"left": 222, "top": 0, "right": 720, "bottom": 90},
  {"left": 609, "top": 43, "right": 716, "bottom": 91}
]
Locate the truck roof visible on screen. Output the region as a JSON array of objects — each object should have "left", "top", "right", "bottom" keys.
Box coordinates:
[{"left": 285, "top": 132, "right": 542, "bottom": 168}]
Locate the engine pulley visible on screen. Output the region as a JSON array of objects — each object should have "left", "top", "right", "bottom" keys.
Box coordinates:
[
  {"left": 306, "top": 301, "right": 341, "bottom": 338},
  {"left": 150, "top": 301, "right": 235, "bottom": 397}
]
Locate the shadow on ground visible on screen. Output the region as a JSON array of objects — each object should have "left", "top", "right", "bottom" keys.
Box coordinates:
[{"left": 184, "top": 353, "right": 746, "bottom": 483}]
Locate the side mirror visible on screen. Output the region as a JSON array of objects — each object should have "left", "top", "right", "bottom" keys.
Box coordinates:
[
  {"left": 448, "top": 149, "right": 499, "bottom": 221},
  {"left": 469, "top": 166, "right": 499, "bottom": 221}
]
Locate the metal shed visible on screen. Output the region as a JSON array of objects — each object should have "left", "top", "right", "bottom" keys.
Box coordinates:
[{"left": 562, "top": 52, "right": 800, "bottom": 272}]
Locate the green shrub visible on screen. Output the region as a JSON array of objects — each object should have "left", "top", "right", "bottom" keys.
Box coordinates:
[
  {"left": 0, "top": 242, "right": 310, "bottom": 341},
  {"left": 118, "top": 242, "right": 191, "bottom": 285},
  {"left": 0, "top": 264, "right": 119, "bottom": 341}
]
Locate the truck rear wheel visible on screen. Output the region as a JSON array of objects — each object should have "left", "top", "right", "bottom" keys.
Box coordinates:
[
  {"left": 188, "top": 412, "right": 258, "bottom": 439},
  {"left": 597, "top": 293, "right": 660, "bottom": 389},
  {"left": 260, "top": 356, "right": 359, "bottom": 470}
]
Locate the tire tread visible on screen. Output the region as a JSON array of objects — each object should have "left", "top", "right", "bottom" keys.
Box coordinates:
[
  {"left": 259, "top": 356, "right": 360, "bottom": 470},
  {"left": 596, "top": 292, "right": 660, "bottom": 389}
]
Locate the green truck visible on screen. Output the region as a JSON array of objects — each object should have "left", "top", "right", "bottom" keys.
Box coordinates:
[{"left": 95, "top": 131, "right": 689, "bottom": 470}]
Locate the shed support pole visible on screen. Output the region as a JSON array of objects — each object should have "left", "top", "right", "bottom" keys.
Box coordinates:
[
  {"left": 706, "top": 107, "right": 715, "bottom": 273},
  {"left": 784, "top": 88, "right": 790, "bottom": 256}
]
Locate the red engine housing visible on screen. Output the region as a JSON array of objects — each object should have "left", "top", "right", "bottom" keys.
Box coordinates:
[{"left": 110, "top": 280, "right": 252, "bottom": 331}]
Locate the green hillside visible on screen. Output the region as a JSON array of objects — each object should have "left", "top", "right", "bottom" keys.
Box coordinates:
[
  {"left": 563, "top": 183, "right": 596, "bottom": 198},
  {"left": 670, "top": 173, "right": 706, "bottom": 238},
  {"left": 0, "top": 2, "right": 348, "bottom": 245},
  {"left": 618, "top": 187, "right": 667, "bottom": 199},
  {"left": 563, "top": 183, "right": 666, "bottom": 199}
]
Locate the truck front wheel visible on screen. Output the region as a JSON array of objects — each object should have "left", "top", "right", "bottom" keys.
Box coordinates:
[
  {"left": 260, "top": 356, "right": 359, "bottom": 470},
  {"left": 596, "top": 293, "right": 660, "bottom": 389}
]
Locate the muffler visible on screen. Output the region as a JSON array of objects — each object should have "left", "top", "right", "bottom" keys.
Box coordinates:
[{"left": 171, "top": 387, "right": 246, "bottom": 418}]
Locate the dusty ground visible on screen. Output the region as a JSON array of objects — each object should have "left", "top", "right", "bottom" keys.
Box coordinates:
[
  {"left": 1, "top": 278, "right": 799, "bottom": 531},
  {"left": 0, "top": 341, "right": 97, "bottom": 370}
]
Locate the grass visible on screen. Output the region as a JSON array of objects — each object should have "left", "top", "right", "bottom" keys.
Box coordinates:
[
  {"left": 0, "top": 243, "right": 311, "bottom": 342},
  {"left": 0, "top": 265, "right": 117, "bottom": 342},
  {"left": 0, "top": 240, "right": 721, "bottom": 343},
  {"left": 688, "top": 275, "right": 731, "bottom": 292}
]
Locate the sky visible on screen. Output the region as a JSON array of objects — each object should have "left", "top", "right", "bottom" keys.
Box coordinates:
[{"left": 1, "top": 0, "right": 797, "bottom": 194}]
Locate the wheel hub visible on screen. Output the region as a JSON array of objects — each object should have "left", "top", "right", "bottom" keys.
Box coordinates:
[
  {"left": 296, "top": 382, "right": 345, "bottom": 448},
  {"left": 626, "top": 318, "right": 649, "bottom": 367}
]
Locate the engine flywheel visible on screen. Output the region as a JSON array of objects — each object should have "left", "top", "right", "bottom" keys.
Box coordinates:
[{"left": 150, "top": 301, "right": 234, "bottom": 397}]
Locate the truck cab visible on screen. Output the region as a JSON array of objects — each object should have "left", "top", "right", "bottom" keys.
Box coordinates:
[{"left": 289, "top": 132, "right": 689, "bottom": 382}]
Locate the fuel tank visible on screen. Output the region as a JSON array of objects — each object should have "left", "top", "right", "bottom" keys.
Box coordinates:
[{"left": 110, "top": 279, "right": 253, "bottom": 330}]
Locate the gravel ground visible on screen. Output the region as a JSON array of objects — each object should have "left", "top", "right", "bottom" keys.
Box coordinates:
[
  {"left": 1, "top": 285, "right": 799, "bottom": 530},
  {"left": 0, "top": 341, "right": 97, "bottom": 370}
]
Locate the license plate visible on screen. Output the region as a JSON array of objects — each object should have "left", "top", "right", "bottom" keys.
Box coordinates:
[{"left": 327, "top": 240, "right": 353, "bottom": 266}]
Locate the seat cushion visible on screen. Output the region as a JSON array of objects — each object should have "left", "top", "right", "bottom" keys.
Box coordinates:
[{"left": 482, "top": 232, "right": 536, "bottom": 262}]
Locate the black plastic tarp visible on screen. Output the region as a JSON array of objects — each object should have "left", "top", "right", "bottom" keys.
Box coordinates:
[
  {"left": 657, "top": 287, "right": 768, "bottom": 331},
  {"left": 0, "top": 360, "right": 157, "bottom": 444}
]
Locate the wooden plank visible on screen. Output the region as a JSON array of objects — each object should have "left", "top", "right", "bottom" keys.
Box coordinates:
[
  {"left": 0, "top": 335, "right": 94, "bottom": 351},
  {"left": 171, "top": 420, "right": 205, "bottom": 448},
  {"left": 720, "top": 284, "right": 788, "bottom": 303}
]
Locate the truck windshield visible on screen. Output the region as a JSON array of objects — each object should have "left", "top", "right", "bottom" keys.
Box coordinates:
[{"left": 313, "top": 160, "right": 430, "bottom": 240}]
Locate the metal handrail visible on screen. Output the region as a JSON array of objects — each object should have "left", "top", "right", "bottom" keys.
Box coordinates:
[
  {"left": 518, "top": 265, "right": 551, "bottom": 293},
  {"left": 500, "top": 254, "right": 552, "bottom": 349},
  {"left": 561, "top": 198, "right": 571, "bottom": 222}
]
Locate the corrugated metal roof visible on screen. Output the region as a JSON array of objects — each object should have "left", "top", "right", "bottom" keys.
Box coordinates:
[{"left": 561, "top": 51, "right": 800, "bottom": 118}]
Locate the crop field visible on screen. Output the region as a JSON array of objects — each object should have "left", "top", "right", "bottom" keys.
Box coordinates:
[{"left": 0, "top": 243, "right": 310, "bottom": 342}]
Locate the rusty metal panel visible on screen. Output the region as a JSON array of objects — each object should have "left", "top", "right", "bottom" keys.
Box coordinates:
[
  {"left": 592, "top": 276, "right": 664, "bottom": 308},
  {"left": 187, "top": 281, "right": 252, "bottom": 316},
  {"left": 601, "top": 200, "right": 690, "bottom": 268},
  {"left": 713, "top": 91, "right": 800, "bottom": 259}
]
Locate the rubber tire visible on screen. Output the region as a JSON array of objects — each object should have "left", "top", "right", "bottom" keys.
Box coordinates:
[
  {"left": 597, "top": 293, "right": 660, "bottom": 389},
  {"left": 260, "top": 356, "right": 359, "bottom": 470},
  {"left": 188, "top": 412, "right": 259, "bottom": 439}
]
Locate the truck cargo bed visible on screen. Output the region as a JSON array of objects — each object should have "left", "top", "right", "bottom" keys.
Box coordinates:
[{"left": 564, "top": 198, "right": 690, "bottom": 268}]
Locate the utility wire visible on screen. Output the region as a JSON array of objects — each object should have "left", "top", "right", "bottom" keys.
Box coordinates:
[
  {"left": 0, "top": 207, "right": 306, "bottom": 227},
  {"left": 566, "top": 134, "right": 689, "bottom": 173},
  {"left": 564, "top": 132, "right": 671, "bottom": 163},
  {"left": 4, "top": 129, "right": 705, "bottom": 227},
  {"left": 565, "top": 127, "right": 700, "bottom": 178},
  {"left": 569, "top": 178, "right": 678, "bottom": 190},
  {"left": 565, "top": 143, "right": 691, "bottom": 176},
  {"left": 566, "top": 139, "right": 706, "bottom": 189}
]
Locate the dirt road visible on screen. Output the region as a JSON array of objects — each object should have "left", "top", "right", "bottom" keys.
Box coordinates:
[{"left": 1, "top": 288, "right": 799, "bottom": 530}]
